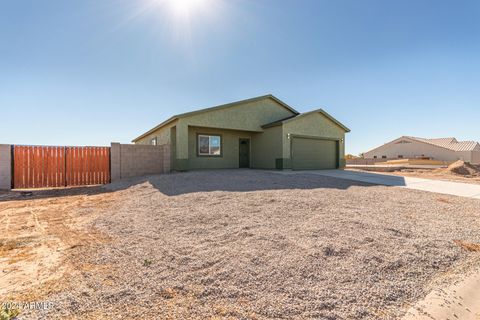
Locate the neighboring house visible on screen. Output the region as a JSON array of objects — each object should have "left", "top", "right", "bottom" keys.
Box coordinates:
[
  {"left": 132, "top": 95, "right": 350, "bottom": 171},
  {"left": 364, "top": 136, "right": 480, "bottom": 164}
]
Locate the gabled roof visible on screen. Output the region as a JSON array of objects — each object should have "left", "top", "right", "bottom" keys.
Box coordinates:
[
  {"left": 365, "top": 136, "right": 480, "bottom": 154},
  {"left": 425, "top": 137, "right": 458, "bottom": 146},
  {"left": 408, "top": 136, "right": 480, "bottom": 152},
  {"left": 132, "top": 94, "right": 299, "bottom": 142},
  {"left": 261, "top": 108, "right": 351, "bottom": 132}
]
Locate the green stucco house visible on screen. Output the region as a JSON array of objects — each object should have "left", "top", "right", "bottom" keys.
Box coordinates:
[{"left": 132, "top": 95, "right": 350, "bottom": 171}]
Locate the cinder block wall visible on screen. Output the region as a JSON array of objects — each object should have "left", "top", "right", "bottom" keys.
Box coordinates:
[
  {"left": 111, "top": 143, "right": 171, "bottom": 182},
  {"left": 161, "top": 144, "right": 171, "bottom": 173},
  {"left": 0, "top": 144, "right": 12, "bottom": 190}
]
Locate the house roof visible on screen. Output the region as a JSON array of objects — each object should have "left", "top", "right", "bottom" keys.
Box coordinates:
[
  {"left": 261, "top": 108, "right": 351, "bottom": 132},
  {"left": 409, "top": 136, "right": 480, "bottom": 152},
  {"left": 365, "top": 136, "right": 480, "bottom": 154},
  {"left": 132, "top": 94, "right": 299, "bottom": 142}
]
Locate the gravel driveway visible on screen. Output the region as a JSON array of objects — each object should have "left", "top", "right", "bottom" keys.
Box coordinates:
[{"left": 20, "top": 170, "right": 480, "bottom": 319}]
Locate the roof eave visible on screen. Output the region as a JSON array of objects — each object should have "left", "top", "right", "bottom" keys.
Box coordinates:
[
  {"left": 131, "top": 117, "right": 177, "bottom": 142},
  {"left": 132, "top": 94, "right": 299, "bottom": 142},
  {"left": 261, "top": 122, "right": 283, "bottom": 129},
  {"left": 281, "top": 108, "right": 351, "bottom": 132},
  {"left": 173, "top": 94, "right": 299, "bottom": 119},
  {"left": 363, "top": 136, "right": 415, "bottom": 155}
]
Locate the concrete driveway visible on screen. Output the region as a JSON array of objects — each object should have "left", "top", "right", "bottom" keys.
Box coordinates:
[{"left": 279, "top": 169, "right": 480, "bottom": 200}]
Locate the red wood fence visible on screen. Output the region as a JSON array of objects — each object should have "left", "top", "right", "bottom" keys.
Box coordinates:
[{"left": 13, "top": 145, "right": 110, "bottom": 189}]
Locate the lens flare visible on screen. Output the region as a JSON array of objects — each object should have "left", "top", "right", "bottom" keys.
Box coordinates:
[
  {"left": 166, "top": 0, "right": 208, "bottom": 18},
  {"left": 149, "top": 0, "right": 213, "bottom": 22},
  {"left": 114, "top": 0, "right": 225, "bottom": 54}
]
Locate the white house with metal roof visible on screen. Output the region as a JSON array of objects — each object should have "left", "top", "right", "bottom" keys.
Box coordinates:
[{"left": 364, "top": 136, "right": 480, "bottom": 164}]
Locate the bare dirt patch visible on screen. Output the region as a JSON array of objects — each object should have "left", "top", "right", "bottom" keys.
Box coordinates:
[
  {"left": 445, "top": 160, "right": 480, "bottom": 176},
  {"left": 454, "top": 240, "right": 480, "bottom": 252},
  {"left": 353, "top": 161, "right": 480, "bottom": 185},
  {"left": 2, "top": 170, "right": 480, "bottom": 319},
  {"left": 0, "top": 187, "right": 117, "bottom": 300}
]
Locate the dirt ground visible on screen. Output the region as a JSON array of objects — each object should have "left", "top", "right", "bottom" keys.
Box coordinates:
[
  {"left": 385, "top": 169, "right": 480, "bottom": 185},
  {"left": 350, "top": 161, "right": 480, "bottom": 185},
  {"left": 1, "top": 170, "right": 480, "bottom": 319},
  {"left": 0, "top": 187, "right": 115, "bottom": 298}
]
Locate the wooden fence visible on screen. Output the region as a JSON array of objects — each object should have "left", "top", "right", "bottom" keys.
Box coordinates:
[
  {"left": 13, "top": 145, "right": 110, "bottom": 189},
  {"left": 346, "top": 158, "right": 398, "bottom": 165}
]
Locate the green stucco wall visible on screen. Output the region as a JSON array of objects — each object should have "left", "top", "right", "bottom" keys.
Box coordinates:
[
  {"left": 135, "top": 119, "right": 178, "bottom": 146},
  {"left": 282, "top": 112, "right": 346, "bottom": 168},
  {"left": 134, "top": 98, "right": 348, "bottom": 171},
  {"left": 251, "top": 126, "right": 283, "bottom": 169},
  {"left": 186, "top": 126, "right": 253, "bottom": 170},
  {"left": 174, "top": 98, "right": 295, "bottom": 168},
  {"left": 182, "top": 98, "right": 294, "bottom": 132}
]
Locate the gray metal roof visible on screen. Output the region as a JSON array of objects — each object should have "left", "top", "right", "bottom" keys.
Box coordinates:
[{"left": 408, "top": 136, "right": 480, "bottom": 152}]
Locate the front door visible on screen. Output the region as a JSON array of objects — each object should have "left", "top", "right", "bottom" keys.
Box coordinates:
[{"left": 239, "top": 138, "right": 250, "bottom": 168}]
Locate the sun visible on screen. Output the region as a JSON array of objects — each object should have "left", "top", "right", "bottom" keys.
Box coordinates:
[
  {"left": 127, "top": 0, "right": 223, "bottom": 48},
  {"left": 153, "top": 0, "right": 211, "bottom": 20},
  {"left": 168, "top": 0, "right": 207, "bottom": 16}
]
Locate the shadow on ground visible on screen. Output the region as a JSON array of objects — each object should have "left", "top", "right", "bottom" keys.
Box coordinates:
[
  {"left": 0, "top": 169, "right": 404, "bottom": 201},
  {"left": 0, "top": 185, "right": 106, "bottom": 202},
  {"left": 112, "top": 169, "right": 395, "bottom": 196}
]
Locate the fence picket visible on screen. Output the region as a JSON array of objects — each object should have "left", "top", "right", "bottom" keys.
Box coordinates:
[{"left": 12, "top": 145, "right": 110, "bottom": 189}]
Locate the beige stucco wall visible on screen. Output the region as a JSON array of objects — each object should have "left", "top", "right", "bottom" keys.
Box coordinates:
[
  {"left": 282, "top": 112, "right": 346, "bottom": 167},
  {"left": 471, "top": 151, "right": 480, "bottom": 164},
  {"left": 455, "top": 151, "right": 472, "bottom": 163},
  {"left": 364, "top": 138, "right": 460, "bottom": 162}
]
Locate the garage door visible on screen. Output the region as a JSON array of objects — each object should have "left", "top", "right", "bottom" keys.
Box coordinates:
[{"left": 292, "top": 138, "right": 338, "bottom": 170}]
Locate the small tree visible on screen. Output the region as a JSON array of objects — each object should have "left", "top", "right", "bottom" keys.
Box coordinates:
[{"left": 345, "top": 154, "right": 359, "bottom": 160}]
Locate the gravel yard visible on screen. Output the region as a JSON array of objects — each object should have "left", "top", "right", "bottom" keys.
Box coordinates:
[{"left": 4, "top": 170, "right": 480, "bottom": 319}]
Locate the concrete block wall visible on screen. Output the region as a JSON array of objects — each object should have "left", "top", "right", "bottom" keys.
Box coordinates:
[
  {"left": 111, "top": 143, "right": 121, "bottom": 182},
  {"left": 161, "top": 144, "right": 171, "bottom": 173},
  {"left": 111, "top": 143, "right": 171, "bottom": 182},
  {"left": 0, "top": 144, "right": 12, "bottom": 190}
]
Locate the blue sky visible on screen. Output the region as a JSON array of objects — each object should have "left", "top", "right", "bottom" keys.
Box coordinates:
[{"left": 1, "top": 0, "right": 479, "bottom": 155}]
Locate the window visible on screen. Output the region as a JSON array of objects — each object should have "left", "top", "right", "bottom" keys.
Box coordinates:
[
  {"left": 373, "top": 156, "right": 377, "bottom": 159},
  {"left": 398, "top": 155, "right": 403, "bottom": 158},
  {"left": 150, "top": 137, "right": 157, "bottom": 146},
  {"left": 382, "top": 155, "right": 387, "bottom": 159},
  {"left": 198, "top": 134, "right": 221, "bottom": 156}
]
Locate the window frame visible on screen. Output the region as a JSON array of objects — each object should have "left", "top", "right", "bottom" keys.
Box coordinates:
[
  {"left": 150, "top": 137, "right": 157, "bottom": 146},
  {"left": 197, "top": 133, "right": 223, "bottom": 157}
]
